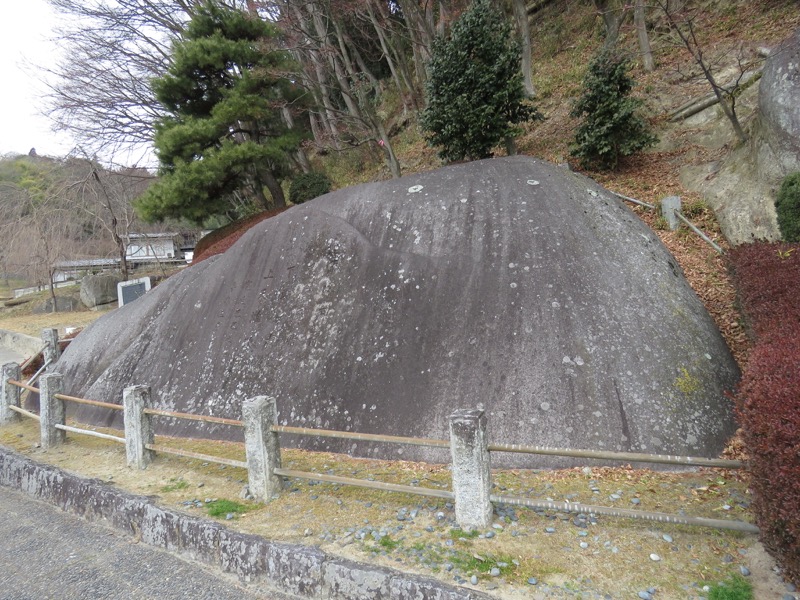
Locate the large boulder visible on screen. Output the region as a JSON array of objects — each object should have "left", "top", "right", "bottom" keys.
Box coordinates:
[
  {"left": 55, "top": 157, "right": 740, "bottom": 466},
  {"left": 757, "top": 28, "right": 800, "bottom": 181},
  {"left": 80, "top": 272, "right": 124, "bottom": 308}
]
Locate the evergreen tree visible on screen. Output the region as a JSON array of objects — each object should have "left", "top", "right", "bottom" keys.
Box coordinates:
[
  {"left": 136, "top": 1, "right": 302, "bottom": 224},
  {"left": 420, "top": 0, "right": 540, "bottom": 162},
  {"left": 570, "top": 51, "right": 657, "bottom": 170}
]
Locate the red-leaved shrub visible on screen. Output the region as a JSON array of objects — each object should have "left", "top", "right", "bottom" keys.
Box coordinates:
[
  {"left": 193, "top": 207, "right": 288, "bottom": 264},
  {"left": 730, "top": 242, "right": 800, "bottom": 582}
]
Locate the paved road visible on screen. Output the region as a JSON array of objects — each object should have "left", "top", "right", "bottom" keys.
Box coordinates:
[{"left": 0, "top": 486, "right": 280, "bottom": 600}]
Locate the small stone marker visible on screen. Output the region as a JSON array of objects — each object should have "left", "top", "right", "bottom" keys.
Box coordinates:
[{"left": 661, "top": 196, "right": 681, "bottom": 231}]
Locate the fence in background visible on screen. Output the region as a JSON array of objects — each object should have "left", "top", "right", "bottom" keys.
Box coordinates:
[{"left": 0, "top": 329, "right": 756, "bottom": 534}]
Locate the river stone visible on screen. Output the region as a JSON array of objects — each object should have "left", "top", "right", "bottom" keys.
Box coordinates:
[
  {"left": 54, "top": 156, "right": 740, "bottom": 467},
  {"left": 757, "top": 27, "right": 800, "bottom": 181},
  {"left": 80, "top": 271, "right": 124, "bottom": 308}
]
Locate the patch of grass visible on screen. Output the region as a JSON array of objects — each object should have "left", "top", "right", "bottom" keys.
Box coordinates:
[
  {"left": 450, "top": 550, "right": 517, "bottom": 576},
  {"left": 378, "top": 535, "right": 402, "bottom": 551},
  {"left": 708, "top": 573, "right": 753, "bottom": 600},
  {"left": 160, "top": 477, "right": 189, "bottom": 493},
  {"left": 206, "top": 499, "right": 248, "bottom": 518},
  {"left": 448, "top": 527, "right": 480, "bottom": 540}
]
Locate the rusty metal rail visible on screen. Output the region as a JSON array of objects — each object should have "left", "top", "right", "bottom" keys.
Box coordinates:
[
  {"left": 8, "top": 405, "right": 40, "bottom": 421},
  {"left": 7, "top": 379, "right": 39, "bottom": 393},
  {"left": 55, "top": 393, "right": 123, "bottom": 412},
  {"left": 272, "top": 424, "right": 450, "bottom": 449},
  {"left": 488, "top": 443, "right": 744, "bottom": 469},
  {"left": 490, "top": 494, "right": 758, "bottom": 533},
  {"left": 145, "top": 443, "right": 247, "bottom": 469},
  {"left": 54, "top": 423, "right": 125, "bottom": 444},
  {"left": 144, "top": 408, "right": 244, "bottom": 427},
  {"left": 273, "top": 468, "right": 455, "bottom": 500}
]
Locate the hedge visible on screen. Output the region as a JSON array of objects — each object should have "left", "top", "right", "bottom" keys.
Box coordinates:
[{"left": 730, "top": 242, "right": 800, "bottom": 583}]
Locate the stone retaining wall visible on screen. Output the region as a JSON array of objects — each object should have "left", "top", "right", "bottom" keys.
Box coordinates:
[{"left": 0, "top": 446, "right": 491, "bottom": 600}]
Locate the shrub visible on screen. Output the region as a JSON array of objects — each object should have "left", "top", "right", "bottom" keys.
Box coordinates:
[
  {"left": 776, "top": 172, "right": 800, "bottom": 242},
  {"left": 570, "top": 51, "right": 657, "bottom": 170},
  {"left": 289, "top": 172, "right": 331, "bottom": 205},
  {"left": 192, "top": 206, "right": 288, "bottom": 263},
  {"left": 730, "top": 242, "right": 800, "bottom": 583},
  {"left": 420, "top": 0, "right": 541, "bottom": 162}
]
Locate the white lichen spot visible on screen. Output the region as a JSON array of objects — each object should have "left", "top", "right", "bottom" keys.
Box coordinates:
[
  {"left": 460, "top": 198, "right": 468, "bottom": 203},
  {"left": 408, "top": 185, "right": 423, "bottom": 193},
  {"left": 356, "top": 356, "right": 363, "bottom": 362},
  {"left": 527, "top": 180, "right": 540, "bottom": 186},
  {"left": 540, "top": 402, "right": 551, "bottom": 411},
  {"left": 552, "top": 301, "right": 561, "bottom": 308},
  {"left": 510, "top": 282, "right": 518, "bottom": 289}
]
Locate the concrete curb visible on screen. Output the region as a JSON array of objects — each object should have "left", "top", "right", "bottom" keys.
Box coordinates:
[
  {"left": 0, "top": 445, "right": 492, "bottom": 600},
  {"left": 0, "top": 329, "right": 41, "bottom": 357}
]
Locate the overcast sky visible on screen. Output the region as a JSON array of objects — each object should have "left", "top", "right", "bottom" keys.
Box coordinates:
[{"left": 0, "top": 0, "right": 75, "bottom": 158}]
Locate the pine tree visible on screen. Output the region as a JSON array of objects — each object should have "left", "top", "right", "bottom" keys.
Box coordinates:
[
  {"left": 136, "top": 1, "right": 303, "bottom": 224},
  {"left": 420, "top": 0, "right": 540, "bottom": 162},
  {"left": 570, "top": 51, "right": 657, "bottom": 171}
]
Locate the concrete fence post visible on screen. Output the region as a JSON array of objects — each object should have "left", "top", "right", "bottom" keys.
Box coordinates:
[
  {"left": 661, "top": 195, "right": 681, "bottom": 231},
  {"left": 39, "top": 372, "right": 65, "bottom": 450},
  {"left": 243, "top": 396, "right": 283, "bottom": 501},
  {"left": 123, "top": 385, "right": 154, "bottom": 469},
  {"left": 449, "top": 408, "right": 493, "bottom": 530},
  {"left": 1, "top": 362, "right": 21, "bottom": 425},
  {"left": 41, "top": 328, "right": 61, "bottom": 368}
]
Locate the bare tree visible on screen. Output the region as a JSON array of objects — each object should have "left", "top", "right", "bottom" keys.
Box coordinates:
[
  {"left": 61, "top": 157, "right": 154, "bottom": 281},
  {"left": 658, "top": 0, "right": 749, "bottom": 143},
  {"left": 43, "top": 0, "right": 196, "bottom": 160}
]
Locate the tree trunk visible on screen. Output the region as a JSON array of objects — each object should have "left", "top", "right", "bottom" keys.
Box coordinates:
[
  {"left": 634, "top": 0, "right": 654, "bottom": 72},
  {"left": 281, "top": 106, "right": 311, "bottom": 174},
  {"left": 594, "top": 0, "right": 629, "bottom": 51},
  {"left": 513, "top": 0, "right": 535, "bottom": 97},
  {"left": 376, "top": 121, "right": 401, "bottom": 179},
  {"left": 258, "top": 168, "right": 286, "bottom": 209},
  {"left": 48, "top": 269, "right": 58, "bottom": 313}
]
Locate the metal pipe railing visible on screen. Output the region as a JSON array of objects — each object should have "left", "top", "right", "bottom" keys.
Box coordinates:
[
  {"left": 488, "top": 442, "right": 744, "bottom": 469},
  {"left": 490, "top": 494, "right": 758, "bottom": 533}
]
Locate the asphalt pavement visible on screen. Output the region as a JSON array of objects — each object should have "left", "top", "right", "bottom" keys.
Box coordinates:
[{"left": 0, "top": 485, "right": 279, "bottom": 600}]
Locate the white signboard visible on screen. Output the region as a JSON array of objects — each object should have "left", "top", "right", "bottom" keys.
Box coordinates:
[{"left": 117, "top": 277, "right": 152, "bottom": 307}]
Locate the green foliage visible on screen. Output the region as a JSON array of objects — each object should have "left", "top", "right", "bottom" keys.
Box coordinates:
[
  {"left": 707, "top": 573, "right": 753, "bottom": 600},
  {"left": 206, "top": 499, "right": 248, "bottom": 518},
  {"left": 776, "top": 172, "right": 800, "bottom": 242},
  {"left": 570, "top": 51, "right": 657, "bottom": 170},
  {"left": 289, "top": 172, "right": 331, "bottom": 204},
  {"left": 420, "top": 0, "right": 541, "bottom": 162},
  {"left": 136, "top": 1, "right": 303, "bottom": 224}
]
